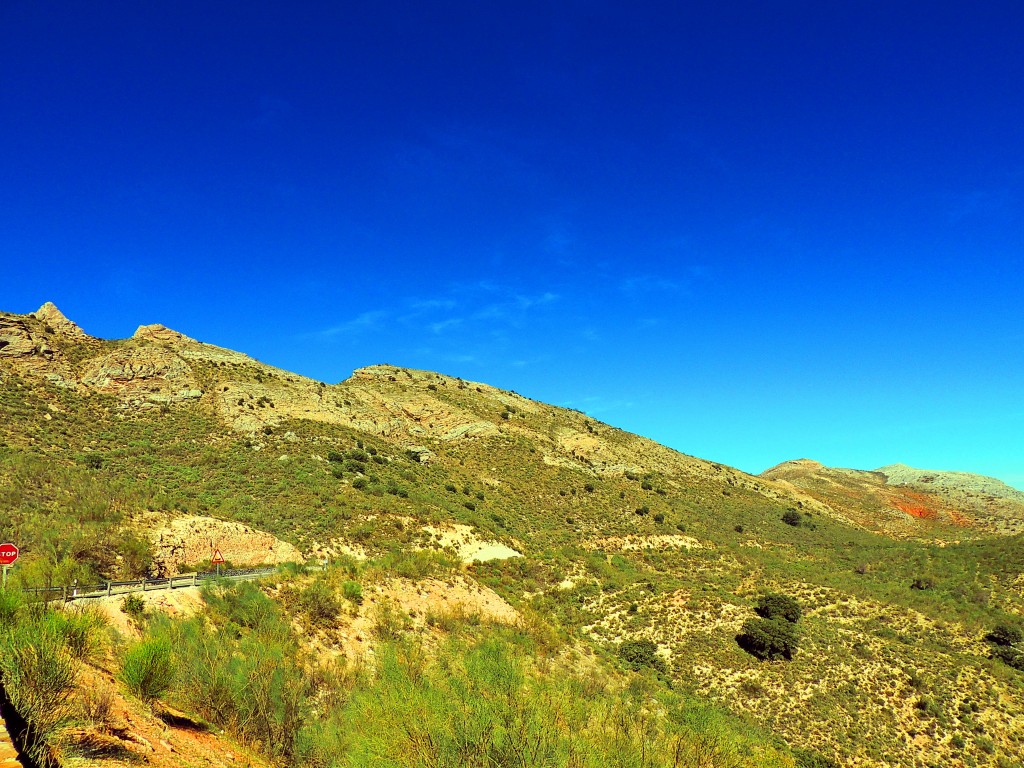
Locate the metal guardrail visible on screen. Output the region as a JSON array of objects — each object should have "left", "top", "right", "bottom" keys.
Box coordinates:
[{"left": 23, "top": 566, "right": 280, "bottom": 603}]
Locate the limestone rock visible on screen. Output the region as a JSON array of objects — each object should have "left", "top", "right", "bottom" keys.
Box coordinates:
[
  {"left": 133, "top": 323, "right": 195, "bottom": 344},
  {"left": 33, "top": 301, "right": 89, "bottom": 338},
  {"left": 80, "top": 346, "right": 200, "bottom": 403},
  {"left": 0, "top": 315, "right": 43, "bottom": 358}
]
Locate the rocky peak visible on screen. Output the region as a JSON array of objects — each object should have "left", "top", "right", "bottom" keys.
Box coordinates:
[
  {"left": 33, "top": 301, "right": 89, "bottom": 337},
  {"left": 133, "top": 323, "right": 195, "bottom": 345}
]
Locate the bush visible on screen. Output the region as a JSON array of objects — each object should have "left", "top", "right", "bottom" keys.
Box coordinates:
[
  {"left": 0, "top": 621, "right": 77, "bottom": 767},
  {"left": 991, "top": 645, "right": 1024, "bottom": 671},
  {"left": 297, "top": 580, "right": 341, "bottom": 627},
  {"left": 754, "top": 593, "right": 801, "bottom": 623},
  {"left": 793, "top": 748, "right": 842, "bottom": 768},
  {"left": 121, "top": 592, "right": 146, "bottom": 619},
  {"left": 342, "top": 581, "right": 363, "bottom": 605},
  {"left": 121, "top": 637, "right": 174, "bottom": 703},
  {"left": 737, "top": 618, "right": 799, "bottom": 660},
  {"left": 985, "top": 624, "right": 1023, "bottom": 647},
  {"left": 78, "top": 452, "right": 104, "bottom": 470},
  {"left": 0, "top": 587, "right": 23, "bottom": 625},
  {"left": 781, "top": 509, "right": 802, "bottom": 527},
  {"left": 617, "top": 639, "right": 667, "bottom": 674}
]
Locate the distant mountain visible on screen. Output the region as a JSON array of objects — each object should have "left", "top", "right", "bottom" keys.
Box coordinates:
[{"left": 762, "top": 458, "right": 1024, "bottom": 539}]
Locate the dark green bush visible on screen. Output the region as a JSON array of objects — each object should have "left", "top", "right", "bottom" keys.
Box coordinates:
[
  {"left": 985, "top": 624, "right": 1023, "bottom": 647},
  {"left": 781, "top": 509, "right": 802, "bottom": 527},
  {"left": 78, "top": 452, "right": 104, "bottom": 470},
  {"left": 991, "top": 645, "right": 1024, "bottom": 671},
  {"left": 737, "top": 618, "right": 800, "bottom": 660},
  {"left": 121, "top": 592, "right": 146, "bottom": 618},
  {"left": 617, "top": 639, "right": 667, "bottom": 674},
  {"left": 754, "top": 593, "right": 801, "bottom": 623}
]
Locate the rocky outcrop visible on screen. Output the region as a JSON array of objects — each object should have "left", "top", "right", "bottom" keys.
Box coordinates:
[
  {"left": 80, "top": 347, "right": 202, "bottom": 405},
  {"left": 32, "top": 301, "right": 89, "bottom": 338},
  {"left": 132, "top": 323, "right": 195, "bottom": 345},
  {"left": 147, "top": 514, "right": 303, "bottom": 576},
  {"left": 0, "top": 315, "right": 44, "bottom": 359}
]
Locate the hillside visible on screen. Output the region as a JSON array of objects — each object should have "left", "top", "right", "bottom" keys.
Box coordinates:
[
  {"left": 762, "top": 459, "right": 1024, "bottom": 540},
  {"left": 2, "top": 303, "right": 1024, "bottom": 768}
]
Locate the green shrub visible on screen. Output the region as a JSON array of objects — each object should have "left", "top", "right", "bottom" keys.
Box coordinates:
[
  {"left": 50, "top": 607, "right": 105, "bottom": 661},
  {"left": 120, "top": 637, "right": 174, "bottom": 703},
  {"left": 737, "top": 618, "right": 800, "bottom": 661},
  {"left": 78, "top": 452, "right": 104, "bottom": 470},
  {"left": 297, "top": 580, "right": 341, "bottom": 627},
  {"left": 991, "top": 645, "right": 1024, "bottom": 671},
  {"left": 121, "top": 592, "right": 146, "bottom": 618},
  {"left": 342, "top": 580, "right": 363, "bottom": 605},
  {"left": 754, "top": 593, "right": 801, "bottom": 623},
  {"left": 617, "top": 638, "right": 667, "bottom": 674},
  {"left": 781, "top": 509, "right": 802, "bottom": 527},
  {"left": 985, "top": 624, "right": 1023, "bottom": 647},
  {"left": 0, "top": 587, "right": 23, "bottom": 625},
  {"left": 793, "top": 748, "right": 842, "bottom": 768},
  {"left": 0, "top": 620, "right": 77, "bottom": 767}
]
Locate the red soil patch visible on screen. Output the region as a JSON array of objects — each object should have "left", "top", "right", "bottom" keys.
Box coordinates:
[{"left": 886, "top": 489, "right": 973, "bottom": 527}]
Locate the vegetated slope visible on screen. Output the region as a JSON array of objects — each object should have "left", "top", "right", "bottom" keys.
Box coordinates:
[
  {"left": 763, "top": 459, "right": 1024, "bottom": 540},
  {"left": 3, "top": 303, "right": 1024, "bottom": 768}
]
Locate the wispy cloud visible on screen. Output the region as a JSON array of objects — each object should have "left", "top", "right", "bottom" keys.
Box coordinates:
[
  {"left": 316, "top": 310, "right": 388, "bottom": 338},
  {"left": 311, "top": 283, "right": 560, "bottom": 343},
  {"left": 429, "top": 318, "right": 463, "bottom": 334}
]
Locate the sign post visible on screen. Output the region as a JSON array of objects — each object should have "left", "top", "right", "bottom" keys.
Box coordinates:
[
  {"left": 211, "top": 548, "right": 225, "bottom": 577},
  {"left": 0, "top": 543, "right": 19, "bottom": 588}
]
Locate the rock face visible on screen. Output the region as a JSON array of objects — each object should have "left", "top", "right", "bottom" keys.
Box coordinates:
[
  {"left": 147, "top": 514, "right": 304, "bottom": 576},
  {"left": 33, "top": 301, "right": 88, "bottom": 338},
  {"left": 80, "top": 347, "right": 202, "bottom": 405},
  {"left": 0, "top": 314, "right": 44, "bottom": 358}
]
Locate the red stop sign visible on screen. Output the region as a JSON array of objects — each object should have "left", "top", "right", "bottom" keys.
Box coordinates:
[{"left": 0, "top": 543, "right": 18, "bottom": 565}]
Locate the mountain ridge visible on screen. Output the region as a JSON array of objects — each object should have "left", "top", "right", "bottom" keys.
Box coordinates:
[{"left": 3, "top": 302, "right": 1024, "bottom": 767}]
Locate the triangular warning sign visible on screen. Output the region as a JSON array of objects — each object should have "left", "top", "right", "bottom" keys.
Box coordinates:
[{"left": 211, "top": 549, "right": 226, "bottom": 565}]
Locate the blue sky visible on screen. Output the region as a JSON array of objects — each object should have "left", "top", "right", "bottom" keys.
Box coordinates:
[{"left": 2, "top": 2, "right": 1022, "bottom": 487}]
